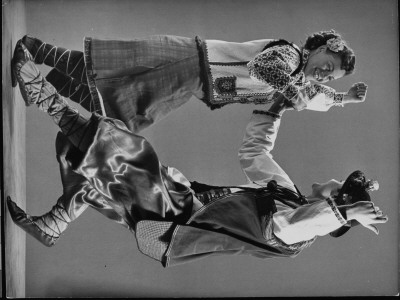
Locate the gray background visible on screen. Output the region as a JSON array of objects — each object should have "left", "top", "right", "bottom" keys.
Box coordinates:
[{"left": 24, "top": 0, "right": 398, "bottom": 297}]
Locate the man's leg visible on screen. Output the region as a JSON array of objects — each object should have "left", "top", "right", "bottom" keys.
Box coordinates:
[
  {"left": 21, "top": 35, "right": 87, "bottom": 84},
  {"left": 7, "top": 196, "right": 75, "bottom": 247},
  {"left": 7, "top": 132, "right": 90, "bottom": 247}
]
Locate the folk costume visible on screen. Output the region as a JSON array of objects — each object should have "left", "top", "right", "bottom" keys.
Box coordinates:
[
  {"left": 20, "top": 35, "right": 347, "bottom": 133},
  {"left": 8, "top": 51, "right": 350, "bottom": 266}
]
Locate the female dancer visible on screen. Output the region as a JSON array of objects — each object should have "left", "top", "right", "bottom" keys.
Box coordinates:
[{"left": 15, "top": 29, "right": 367, "bottom": 133}]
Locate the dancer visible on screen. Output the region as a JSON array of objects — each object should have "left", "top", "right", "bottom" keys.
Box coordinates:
[
  {"left": 15, "top": 29, "right": 367, "bottom": 133},
  {"left": 8, "top": 45, "right": 386, "bottom": 267}
]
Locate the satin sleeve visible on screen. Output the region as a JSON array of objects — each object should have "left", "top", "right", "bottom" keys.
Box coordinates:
[
  {"left": 59, "top": 133, "right": 131, "bottom": 229},
  {"left": 238, "top": 112, "right": 296, "bottom": 192},
  {"left": 273, "top": 198, "right": 348, "bottom": 244}
]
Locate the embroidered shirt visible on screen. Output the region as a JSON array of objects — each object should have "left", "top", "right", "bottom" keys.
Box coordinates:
[
  {"left": 247, "top": 44, "right": 346, "bottom": 111},
  {"left": 200, "top": 39, "right": 345, "bottom": 111}
]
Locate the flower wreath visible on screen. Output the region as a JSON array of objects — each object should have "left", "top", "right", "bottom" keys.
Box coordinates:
[{"left": 326, "top": 37, "right": 345, "bottom": 52}]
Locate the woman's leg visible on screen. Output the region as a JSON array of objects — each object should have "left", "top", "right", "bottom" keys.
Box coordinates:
[
  {"left": 13, "top": 42, "right": 96, "bottom": 153},
  {"left": 21, "top": 35, "right": 87, "bottom": 84},
  {"left": 46, "top": 68, "right": 94, "bottom": 112}
]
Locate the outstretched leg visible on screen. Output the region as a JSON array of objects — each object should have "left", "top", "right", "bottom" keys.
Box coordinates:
[
  {"left": 7, "top": 196, "right": 70, "bottom": 247},
  {"left": 6, "top": 132, "right": 89, "bottom": 247},
  {"left": 21, "top": 35, "right": 87, "bottom": 84},
  {"left": 7, "top": 132, "right": 133, "bottom": 246}
]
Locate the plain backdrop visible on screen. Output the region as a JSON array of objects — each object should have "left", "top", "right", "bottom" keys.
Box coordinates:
[{"left": 22, "top": 0, "right": 398, "bottom": 297}]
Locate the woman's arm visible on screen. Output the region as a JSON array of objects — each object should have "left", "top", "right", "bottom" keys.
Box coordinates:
[{"left": 291, "top": 82, "right": 368, "bottom": 112}]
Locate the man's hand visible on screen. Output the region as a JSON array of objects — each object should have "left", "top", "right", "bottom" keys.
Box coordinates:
[
  {"left": 269, "top": 94, "right": 294, "bottom": 116},
  {"left": 346, "top": 201, "right": 388, "bottom": 234}
]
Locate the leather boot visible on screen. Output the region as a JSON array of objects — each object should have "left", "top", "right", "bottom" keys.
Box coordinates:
[
  {"left": 6, "top": 133, "right": 89, "bottom": 247},
  {"left": 7, "top": 196, "right": 70, "bottom": 247},
  {"left": 21, "top": 35, "right": 47, "bottom": 64},
  {"left": 21, "top": 35, "right": 87, "bottom": 83}
]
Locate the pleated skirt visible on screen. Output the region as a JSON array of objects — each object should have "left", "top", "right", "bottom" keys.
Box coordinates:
[{"left": 84, "top": 35, "right": 205, "bottom": 133}]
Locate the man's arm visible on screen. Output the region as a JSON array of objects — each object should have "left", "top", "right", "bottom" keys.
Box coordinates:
[
  {"left": 273, "top": 199, "right": 389, "bottom": 244},
  {"left": 238, "top": 96, "right": 295, "bottom": 190}
]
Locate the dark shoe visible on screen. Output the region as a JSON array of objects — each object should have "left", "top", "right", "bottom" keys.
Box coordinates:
[
  {"left": 21, "top": 35, "right": 45, "bottom": 64},
  {"left": 6, "top": 196, "right": 58, "bottom": 247},
  {"left": 11, "top": 39, "right": 33, "bottom": 87},
  {"left": 11, "top": 40, "right": 35, "bottom": 106}
]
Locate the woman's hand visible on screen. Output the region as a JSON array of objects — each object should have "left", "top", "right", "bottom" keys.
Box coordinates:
[
  {"left": 345, "top": 201, "right": 388, "bottom": 234},
  {"left": 344, "top": 82, "right": 368, "bottom": 104}
]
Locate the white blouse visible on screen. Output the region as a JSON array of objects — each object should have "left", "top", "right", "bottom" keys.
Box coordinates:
[
  {"left": 238, "top": 112, "right": 347, "bottom": 244},
  {"left": 247, "top": 44, "right": 346, "bottom": 111},
  {"left": 203, "top": 39, "right": 346, "bottom": 111}
]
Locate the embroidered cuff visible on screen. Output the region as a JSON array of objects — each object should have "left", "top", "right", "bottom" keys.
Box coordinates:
[
  {"left": 333, "top": 93, "right": 345, "bottom": 107},
  {"left": 253, "top": 110, "right": 281, "bottom": 119},
  {"left": 282, "top": 84, "right": 299, "bottom": 101},
  {"left": 326, "top": 198, "right": 348, "bottom": 225}
]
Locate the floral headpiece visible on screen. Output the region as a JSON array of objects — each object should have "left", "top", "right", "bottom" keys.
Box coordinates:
[{"left": 326, "top": 37, "right": 345, "bottom": 52}]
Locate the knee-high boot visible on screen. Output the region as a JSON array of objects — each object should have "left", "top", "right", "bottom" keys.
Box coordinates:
[
  {"left": 7, "top": 132, "right": 132, "bottom": 246},
  {"left": 13, "top": 42, "right": 97, "bottom": 153},
  {"left": 46, "top": 68, "right": 94, "bottom": 113},
  {"left": 7, "top": 132, "right": 90, "bottom": 247},
  {"left": 7, "top": 196, "right": 80, "bottom": 247},
  {"left": 21, "top": 35, "right": 87, "bottom": 84}
]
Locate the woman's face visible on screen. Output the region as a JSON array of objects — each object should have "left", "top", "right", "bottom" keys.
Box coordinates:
[
  {"left": 309, "top": 179, "right": 344, "bottom": 200},
  {"left": 304, "top": 46, "right": 346, "bottom": 83}
]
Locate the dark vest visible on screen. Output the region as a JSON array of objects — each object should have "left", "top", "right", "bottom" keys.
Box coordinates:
[{"left": 135, "top": 180, "right": 315, "bottom": 267}]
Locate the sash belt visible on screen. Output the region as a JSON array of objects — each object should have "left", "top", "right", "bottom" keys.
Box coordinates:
[{"left": 194, "top": 180, "right": 307, "bottom": 206}]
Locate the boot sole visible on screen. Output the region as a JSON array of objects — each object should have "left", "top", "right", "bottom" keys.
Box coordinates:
[{"left": 11, "top": 40, "right": 33, "bottom": 106}]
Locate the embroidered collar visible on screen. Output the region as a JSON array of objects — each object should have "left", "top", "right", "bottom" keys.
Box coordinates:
[
  {"left": 293, "top": 48, "right": 310, "bottom": 88},
  {"left": 301, "top": 48, "right": 310, "bottom": 72}
]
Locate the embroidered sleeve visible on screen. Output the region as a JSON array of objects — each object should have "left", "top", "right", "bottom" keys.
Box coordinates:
[
  {"left": 247, "top": 46, "right": 301, "bottom": 101},
  {"left": 325, "top": 198, "right": 348, "bottom": 225},
  {"left": 300, "top": 84, "right": 346, "bottom": 111},
  {"left": 253, "top": 109, "right": 281, "bottom": 119}
]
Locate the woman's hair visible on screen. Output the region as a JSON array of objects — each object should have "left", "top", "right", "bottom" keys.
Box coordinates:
[{"left": 304, "top": 29, "right": 355, "bottom": 75}]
